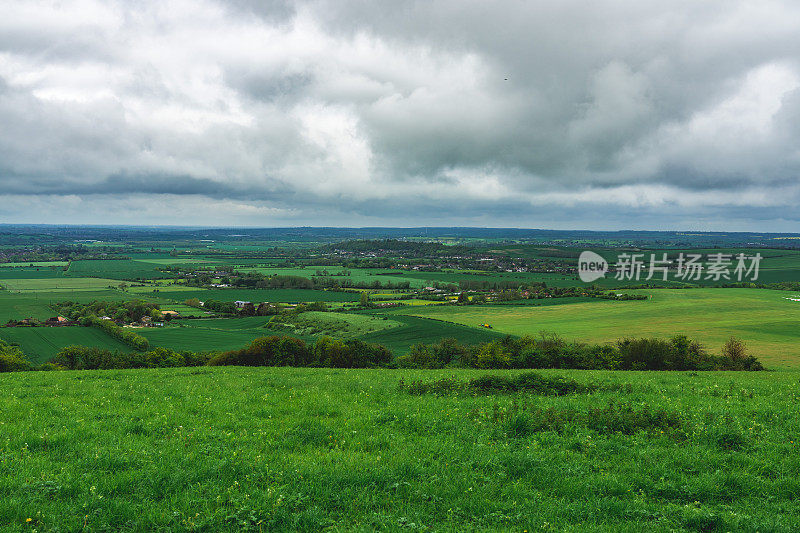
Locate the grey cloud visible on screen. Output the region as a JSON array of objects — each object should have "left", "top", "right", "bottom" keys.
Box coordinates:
[{"left": 0, "top": 0, "right": 799, "bottom": 228}]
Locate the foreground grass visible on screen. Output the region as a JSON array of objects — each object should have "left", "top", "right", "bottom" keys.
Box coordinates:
[{"left": 2, "top": 368, "right": 800, "bottom": 531}]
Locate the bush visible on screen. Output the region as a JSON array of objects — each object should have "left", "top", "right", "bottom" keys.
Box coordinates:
[
  {"left": 208, "top": 335, "right": 390, "bottom": 368},
  {"left": 53, "top": 345, "right": 198, "bottom": 370},
  {"left": 0, "top": 340, "right": 32, "bottom": 372},
  {"left": 408, "top": 372, "right": 593, "bottom": 396},
  {"left": 396, "top": 343, "right": 443, "bottom": 369},
  {"left": 396, "top": 338, "right": 470, "bottom": 368}
]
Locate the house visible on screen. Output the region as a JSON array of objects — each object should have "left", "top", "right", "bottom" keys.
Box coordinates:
[
  {"left": 234, "top": 301, "right": 251, "bottom": 309},
  {"left": 45, "top": 316, "right": 75, "bottom": 326}
]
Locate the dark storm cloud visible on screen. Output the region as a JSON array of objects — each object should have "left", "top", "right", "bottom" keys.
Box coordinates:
[{"left": 0, "top": 0, "right": 799, "bottom": 227}]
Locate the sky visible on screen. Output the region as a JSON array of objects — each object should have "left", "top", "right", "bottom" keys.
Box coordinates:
[{"left": 1, "top": 0, "right": 799, "bottom": 230}]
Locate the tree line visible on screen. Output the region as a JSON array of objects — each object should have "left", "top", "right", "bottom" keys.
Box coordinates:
[{"left": 1, "top": 333, "right": 763, "bottom": 373}]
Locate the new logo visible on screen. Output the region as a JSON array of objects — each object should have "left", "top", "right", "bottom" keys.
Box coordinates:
[{"left": 578, "top": 251, "right": 608, "bottom": 282}]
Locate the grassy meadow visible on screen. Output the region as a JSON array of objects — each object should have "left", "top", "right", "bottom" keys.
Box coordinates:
[{"left": 2, "top": 367, "right": 800, "bottom": 531}]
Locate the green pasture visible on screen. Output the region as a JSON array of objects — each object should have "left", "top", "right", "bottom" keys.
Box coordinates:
[
  {"left": 0, "top": 326, "right": 130, "bottom": 365},
  {"left": 393, "top": 288, "right": 800, "bottom": 368},
  {"left": 2, "top": 367, "right": 799, "bottom": 531}
]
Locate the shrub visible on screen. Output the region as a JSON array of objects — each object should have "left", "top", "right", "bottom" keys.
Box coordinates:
[
  {"left": 408, "top": 372, "right": 594, "bottom": 396},
  {"left": 396, "top": 343, "right": 443, "bottom": 369},
  {"left": 0, "top": 340, "right": 32, "bottom": 372},
  {"left": 53, "top": 345, "right": 195, "bottom": 370},
  {"left": 407, "top": 376, "right": 464, "bottom": 395}
]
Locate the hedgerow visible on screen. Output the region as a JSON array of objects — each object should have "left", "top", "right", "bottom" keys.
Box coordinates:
[{"left": 87, "top": 317, "right": 150, "bottom": 351}]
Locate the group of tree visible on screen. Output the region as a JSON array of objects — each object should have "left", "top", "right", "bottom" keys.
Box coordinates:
[
  {"left": 207, "top": 335, "right": 392, "bottom": 368},
  {"left": 52, "top": 346, "right": 206, "bottom": 370},
  {"left": 54, "top": 299, "right": 161, "bottom": 323},
  {"left": 0, "top": 339, "right": 32, "bottom": 372},
  {"left": 0, "top": 332, "right": 763, "bottom": 373},
  {"left": 396, "top": 334, "right": 763, "bottom": 371}
]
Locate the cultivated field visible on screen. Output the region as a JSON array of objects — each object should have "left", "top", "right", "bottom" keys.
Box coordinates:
[
  {"left": 0, "top": 278, "right": 123, "bottom": 292},
  {"left": 391, "top": 288, "right": 800, "bottom": 368},
  {"left": 0, "top": 326, "right": 131, "bottom": 365}
]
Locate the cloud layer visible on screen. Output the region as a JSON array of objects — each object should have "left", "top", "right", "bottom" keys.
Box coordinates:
[{"left": 1, "top": 0, "right": 799, "bottom": 229}]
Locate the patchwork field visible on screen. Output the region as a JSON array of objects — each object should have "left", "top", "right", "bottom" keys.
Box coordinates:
[
  {"left": 391, "top": 288, "right": 800, "bottom": 368},
  {"left": 2, "top": 367, "right": 799, "bottom": 531}
]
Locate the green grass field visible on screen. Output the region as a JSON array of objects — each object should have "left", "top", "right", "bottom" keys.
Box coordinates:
[
  {"left": 0, "top": 326, "right": 131, "bottom": 365},
  {"left": 2, "top": 367, "right": 799, "bottom": 531},
  {"left": 392, "top": 288, "right": 800, "bottom": 368}
]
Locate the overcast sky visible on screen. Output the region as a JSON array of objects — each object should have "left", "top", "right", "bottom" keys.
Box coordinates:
[{"left": 1, "top": 0, "right": 799, "bottom": 230}]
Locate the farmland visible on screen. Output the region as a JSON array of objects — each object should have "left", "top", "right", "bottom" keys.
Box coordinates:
[
  {"left": 0, "top": 326, "right": 130, "bottom": 365},
  {"left": 2, "top": 226, "right": 800, "bottom": 530},
  {"left": 0, "top": 277, "right": 122, "bottom": 292},
  {"left": 3, "top": 366, "right": 800, "bottom": 530},
  {"left": 392, "top": 288, "right": 800, "bottom": 368}
]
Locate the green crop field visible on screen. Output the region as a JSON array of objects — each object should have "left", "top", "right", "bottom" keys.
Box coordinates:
[
  {"left": 0, "top": 261, "right": 69, "bottom": 268},
  {"left": 0, "top": 277, "right": 123, "bottom": 292},
  {"left": 0, "top": 268, "right": 68, "bottom": 280},
  {"left": 139, "top": 317, "right": 275, "bottom": 352},
  {"left": 393, "top": 288, "right": 800, "bottom": 368},
  {"left": 2, "top": 367, "right": 800, "bottom": 531},
  {"left": 65, "top": 260, "right": 174, "bottom": 280},
  {"left": 0, "top": 326, "right": 131, "bottom": 365}
]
